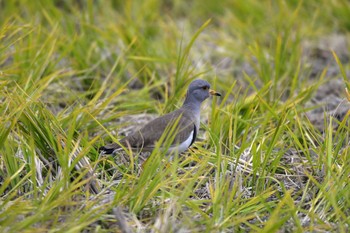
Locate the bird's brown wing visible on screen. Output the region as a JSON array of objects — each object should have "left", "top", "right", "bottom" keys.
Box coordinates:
[
  {"left": 119, "top": 109, "right": 196, "bottom": 151},
  {"left": 99, "top": 109, "right": 196, "bottom": 154}
]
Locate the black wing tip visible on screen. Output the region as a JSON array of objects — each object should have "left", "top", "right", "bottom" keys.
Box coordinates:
[{"left": 99, "top": 146, "right": 114, "bottom": 154}]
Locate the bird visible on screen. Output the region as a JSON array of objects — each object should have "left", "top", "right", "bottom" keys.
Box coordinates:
[{"left": 99, "top": 79, "right": 221, "bottom": 155}]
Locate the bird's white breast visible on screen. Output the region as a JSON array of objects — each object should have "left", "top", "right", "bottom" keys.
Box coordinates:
[{"left": 168, "top": 130, "right": 194, "bottom": 154}]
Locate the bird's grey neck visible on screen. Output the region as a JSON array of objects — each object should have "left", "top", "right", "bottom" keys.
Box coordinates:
[
  {"left": 182, "top": 97, "right": 202, "bottom": 129},
  {"left": 182, "top": 98, "right": 202, "bottom": 115}
]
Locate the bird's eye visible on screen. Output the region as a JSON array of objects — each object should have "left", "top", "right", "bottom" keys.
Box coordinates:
[{"left": 202, "top": 86, "right": 209, "bottom": 90}]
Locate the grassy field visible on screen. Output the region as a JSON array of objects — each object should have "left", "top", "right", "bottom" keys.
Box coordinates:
[{"left": 1, "top": 0, "right": 349, "bottom": 232}]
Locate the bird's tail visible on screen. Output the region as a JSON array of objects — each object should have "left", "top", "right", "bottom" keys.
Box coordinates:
[{"left": 99, "top": 143, "right": 120, "bottom": 154}]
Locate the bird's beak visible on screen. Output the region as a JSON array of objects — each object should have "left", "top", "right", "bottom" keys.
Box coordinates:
[{"left": 209, "top": 89, "right": 221, "bottom": 96}]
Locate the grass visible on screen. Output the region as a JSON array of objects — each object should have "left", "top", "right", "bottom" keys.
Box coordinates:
[{"left": 0, "top": 0, "right": 349, "bottom": 232}]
